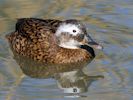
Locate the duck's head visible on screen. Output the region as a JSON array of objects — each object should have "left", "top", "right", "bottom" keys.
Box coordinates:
[{"left": 55, "top": 19, "right": 103, "bottom": 50}]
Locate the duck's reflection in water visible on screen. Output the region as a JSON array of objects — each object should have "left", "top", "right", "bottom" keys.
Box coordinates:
[{"left": 13, "top": 51, "right": 104, "bottom": 97}]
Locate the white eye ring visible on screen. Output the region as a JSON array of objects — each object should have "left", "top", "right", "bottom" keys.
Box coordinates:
[{"left": 56, "top": 23, "right": 81, "bottom": 36}]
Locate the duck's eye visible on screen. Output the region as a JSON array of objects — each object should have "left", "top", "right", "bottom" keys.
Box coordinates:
[{"left": 73, "top": 30, "right": 76, "bottom": 33}]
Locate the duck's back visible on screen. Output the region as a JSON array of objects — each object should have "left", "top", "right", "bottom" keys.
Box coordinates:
[
  {"left": 15, "top": 18, "right": 62, "bottom": 37},
  {"left": 6, "top": 18, "right": 62, "bottom": 62}
]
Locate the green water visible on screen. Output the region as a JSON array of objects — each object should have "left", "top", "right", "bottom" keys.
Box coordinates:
[{"left": 0, "top": 0, "right": 133, "bottom": 100}]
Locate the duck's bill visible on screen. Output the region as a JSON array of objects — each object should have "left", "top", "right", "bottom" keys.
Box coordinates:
[
  {"left": 83, "top": 35, "right": 103, "bottom": 50},
  {"left": 87, "top": 41, "right": 103, "bottom": 50}
]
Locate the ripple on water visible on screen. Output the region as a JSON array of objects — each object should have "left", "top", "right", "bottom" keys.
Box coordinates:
[{"left": 0, "top": 0, "right": 133, "bottom": 100}]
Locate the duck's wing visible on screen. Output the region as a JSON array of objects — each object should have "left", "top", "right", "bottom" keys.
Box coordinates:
[{"left": 15, "top": 18, "right": 62, "bottom": 38}]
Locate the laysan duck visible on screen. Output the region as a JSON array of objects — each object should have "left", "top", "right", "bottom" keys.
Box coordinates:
[{"left": 6, "top": 18, "right": 102, "bottom": 64}]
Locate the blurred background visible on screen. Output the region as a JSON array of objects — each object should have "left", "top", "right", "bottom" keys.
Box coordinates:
[{"left": 0, "top": 0, "right": 133, "bottom": 100}]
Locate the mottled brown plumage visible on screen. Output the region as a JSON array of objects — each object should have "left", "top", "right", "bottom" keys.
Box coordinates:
[{"left": 6, "top": 18, "right": 100, "bottom": 64}]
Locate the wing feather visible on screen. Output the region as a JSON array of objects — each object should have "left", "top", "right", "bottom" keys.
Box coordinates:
[{"left": 15, "top": 18, "right": 62, "bottom": 38}]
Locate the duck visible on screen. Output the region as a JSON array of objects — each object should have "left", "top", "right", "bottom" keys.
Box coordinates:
[{"left": 6, "top": 18, "right": 102, "bottom": 64}]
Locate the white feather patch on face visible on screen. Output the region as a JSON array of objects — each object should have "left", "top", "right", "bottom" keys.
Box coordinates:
[
  {"left": 59, "top": 39, "right": 80, "bottom": 49},
  {"left": 56, "top": 23, "right": 81, "bottom": 36}
]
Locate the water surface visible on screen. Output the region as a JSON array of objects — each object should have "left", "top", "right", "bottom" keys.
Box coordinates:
[{"left": 0, "top": 0, "right": 133, "bottom": 100}]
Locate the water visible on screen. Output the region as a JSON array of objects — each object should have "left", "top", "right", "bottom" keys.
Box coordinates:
[{"left": 0, "top": 0, "right": 133, "bottom": 100}]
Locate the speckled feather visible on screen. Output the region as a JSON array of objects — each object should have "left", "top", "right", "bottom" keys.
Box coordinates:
[{"left": 6, "top": 18, "right": 94, "bottom": 64}]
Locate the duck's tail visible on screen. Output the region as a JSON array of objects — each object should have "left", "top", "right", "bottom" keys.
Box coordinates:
[
  {"left": 5, "top": 33, "right": 10, "bottom": 39},
  {"left": 15, "top": 18, "right": 26, "bottom": 32},
  {"left": 5, "top": 32, "right": 13, "bottom": 42},
  {"left": 6, "top": 18, "right": 26, "bottom": 42}
]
